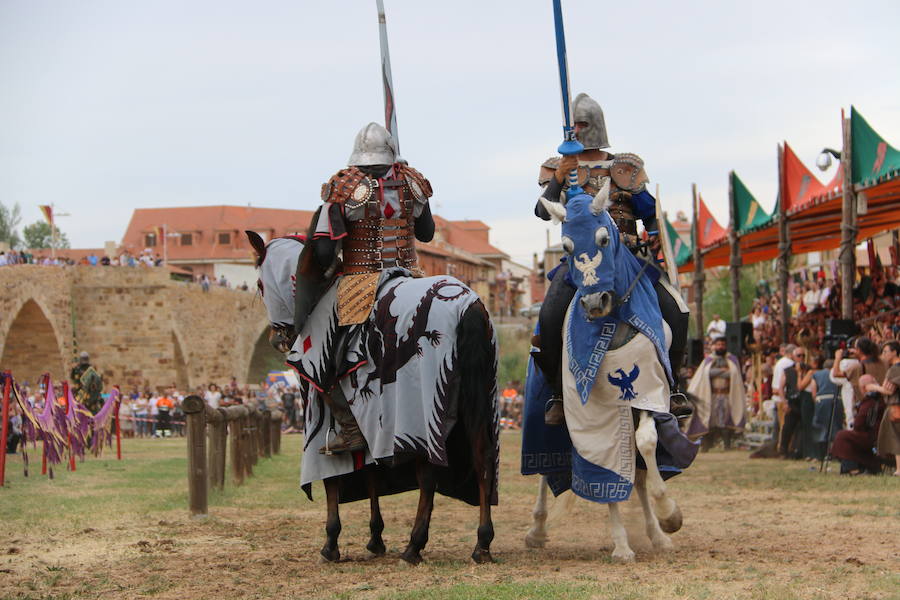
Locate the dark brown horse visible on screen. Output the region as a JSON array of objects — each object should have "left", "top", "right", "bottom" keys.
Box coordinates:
[{"left": 248, "top": 232, "right": 498, "bottom": 565}]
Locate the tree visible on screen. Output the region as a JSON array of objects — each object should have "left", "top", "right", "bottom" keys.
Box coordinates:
[
  {"left": 22, "top": 220, "right": 70, "bottom": 249},
  {"left": 0, "top": 201, "right": 22, "bottom": 249}
]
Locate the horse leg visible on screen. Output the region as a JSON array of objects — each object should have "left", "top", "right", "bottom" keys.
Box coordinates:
[
  {"left": 471, "top": 437, "right": 496, "bottom": 564},
  {"left": 635, "top": 469, "right": 673, "bottom": 551},
  {"left": 320, "top": 477, "right": 342, "bottom": 562},
  {"left": 607, "top": 502, "right": 635, "bottom": 562},
  {"left": 524, "top": 475, "right": 549, "bottom": 549},
  {"left": 365, "top": 469, "right": 386, "bottom": 557},
  {"left": 635, "top": 411, "right": 682, "bottom": 533},
  {"left": 399, "top": 459, "right": 436, "bottom": 566}
]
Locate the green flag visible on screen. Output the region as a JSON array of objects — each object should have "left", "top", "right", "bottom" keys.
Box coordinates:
[
  {"left": 851, "top": 106, "right": 900, "bottom": 186},
  {"left": 665, "top": 216, "right": 692, "bottom": 267},
  {"left": 732, "top": 172, "right": 772, "bottom": 234}
]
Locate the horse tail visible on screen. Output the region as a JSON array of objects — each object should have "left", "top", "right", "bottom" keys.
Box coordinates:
[{"left": 455, "top": 300, "right": 498, "bottom": 485}]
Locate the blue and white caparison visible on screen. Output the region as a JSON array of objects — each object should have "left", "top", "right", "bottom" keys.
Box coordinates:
[{"left": 522, "top": 178, "right": 698, "bottom": 563}]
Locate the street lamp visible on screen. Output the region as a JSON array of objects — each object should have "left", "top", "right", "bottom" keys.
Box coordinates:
[{"left": 816, "top": 147, "right": 841, "bottom": 172}]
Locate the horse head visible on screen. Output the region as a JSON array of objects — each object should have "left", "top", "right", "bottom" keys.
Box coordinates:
[
  {"left": 245, "top": 231, "right": 304, "bottom": 352},
  {"left": 540, "top": 177, "right": 624, "bottom": 320}
]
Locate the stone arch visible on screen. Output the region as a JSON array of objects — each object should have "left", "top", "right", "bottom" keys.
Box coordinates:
[
  {"left": 245, "top": 321, "right": 284, "bottom": 385},
  {"left": 0, "top": 298, "right": 67, "bottom": 385}
]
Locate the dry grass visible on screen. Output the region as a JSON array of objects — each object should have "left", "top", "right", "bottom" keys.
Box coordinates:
[{"left": 1, "top": 433, "right": 898, "bottom": 600}]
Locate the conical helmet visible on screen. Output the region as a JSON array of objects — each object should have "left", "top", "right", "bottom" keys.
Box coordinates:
[
  {"left": 347, "top": 122, "right": 396, "bottom": 166},
  {"left": 572, "top": 93, "right": 609, "bottom": 150}
]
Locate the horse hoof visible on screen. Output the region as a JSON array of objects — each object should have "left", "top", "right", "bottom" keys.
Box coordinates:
[
  {"left": 524, "top": 531, "right": 547, "bottom": 549},
  {"left": 319, "top": 547, "right": 340, "bottom": 563},
  {"left": 471, "top": 548, "right": 494, "bottom": 564},
  {"left": 611, "top": 548, "right": 635, "bottom": 563},
  {"left": 651, "top": 534, "right": 674, "bottom": 552},
  {"left": 399, "top": 552, "right": 423, "bottom": 567},
  {"left": 658, "top": 506, "right": 683, "bottom": 534},
  {"left": 366, "top": 539, "right": 386, "bottom": 557}
]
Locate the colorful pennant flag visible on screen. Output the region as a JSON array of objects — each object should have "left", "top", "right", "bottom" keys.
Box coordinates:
[
  {"left": 39, "top": 205, "right": 53, "bottom": 227},
  {"left": 731, "top": 172, "right": 772, "bottom": 235},
  {"left": 665, "top": 216, "right": 692, "bottom": 267},
  {"left": 850, "top": 106, "right": 900, "bottom": 186}
]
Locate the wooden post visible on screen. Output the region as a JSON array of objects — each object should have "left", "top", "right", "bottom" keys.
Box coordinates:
[
  {"left": 223, "top": 405, "right": 248, "bottom": 485},
  {"left": 692, "top": 183, "right": 705, "bottom": 338},
  {"left": 728, "top": 171, "right": 741, "bottom": 323},
  {"left": 0, "top": 373, "right": 11, "bottom": 487},
  {"left": 270, "top": 409, "right": 282, "bottom": 455},
  {"left": 261, "top": 409, "right": 272, "bottom": 458},
  {"left": 777, "top": 144, "right": 790, "bottom": 345},
  {"left": 182, "top": 395, "right": 208, "bottom": 518},
  {"left": 839, "top": 110, "right": 856, "bottom": 320},
  {"left": 205, "top": 405, "right": 225, "bottom": 491}
]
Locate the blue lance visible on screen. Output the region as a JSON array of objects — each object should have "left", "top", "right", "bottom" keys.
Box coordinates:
[
  {"left": 376, "top": 0, "right": 402, "bottom": 162},
  {"left": 551, "top": 0, "right": 584, "bottom": 199}
]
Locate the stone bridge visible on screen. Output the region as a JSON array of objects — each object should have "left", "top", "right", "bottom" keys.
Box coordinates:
[{"left": 0, "top": 266, "right": 278, "bottom": 390}]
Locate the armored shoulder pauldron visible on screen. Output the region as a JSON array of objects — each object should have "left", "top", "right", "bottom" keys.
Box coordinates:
[{"left": 321, "top": 167, "right": 377, "bottom": 209}]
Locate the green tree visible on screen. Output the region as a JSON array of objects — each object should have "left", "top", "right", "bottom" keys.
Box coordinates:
[
  {"left": 0, "top": 201, "right": 22, "bottom": 249},
  {"left": 22, "top": 220, "right": 70, "bottom": 249}
]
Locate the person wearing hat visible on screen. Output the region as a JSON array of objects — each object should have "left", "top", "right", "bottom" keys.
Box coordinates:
[{"left": 70, "top": 351, "right": 104, "bottom": 414}]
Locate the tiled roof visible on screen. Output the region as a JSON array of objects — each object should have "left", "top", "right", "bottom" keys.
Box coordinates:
[
  {"left": 121, "top": 206, "right": 316, "bottom": 262},
  {"left": 435, "top": 216, "right": 508, "bottom": 258}
]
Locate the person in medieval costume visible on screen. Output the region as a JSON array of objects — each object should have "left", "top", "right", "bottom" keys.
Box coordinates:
[
  {"left": 685, "top": 335, "right": 746, "bottom": 448},
  {"left": 70, "top": 351, "right": 104, "bottom": 414},
  {"left": 292, "top": 122, "right": 435, "bottom": 454},
  {"left": 532, "top": 92, "right": 690, "bottom": 425}
]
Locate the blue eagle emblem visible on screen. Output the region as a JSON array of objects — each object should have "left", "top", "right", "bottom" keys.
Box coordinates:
[{"left": 607, "top": 364, "right": 640, "bottom": 402}]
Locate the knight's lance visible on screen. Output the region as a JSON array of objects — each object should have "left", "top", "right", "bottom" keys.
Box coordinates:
[
  {"left": 376, "top": 0, "right": 402, "bottom": 162},
  {"left": 551, "top": 0, "right": 584, "bottom": 199}
]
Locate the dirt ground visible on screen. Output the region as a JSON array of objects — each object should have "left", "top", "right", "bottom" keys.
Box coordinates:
[{"left": 1, "top": 432, "right": 898, "bottom": 600}]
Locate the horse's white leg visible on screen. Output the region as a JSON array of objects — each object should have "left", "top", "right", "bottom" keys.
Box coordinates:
[
  {"left": 524, "top": 475, "right": 549, "bottom": 548},
  {"left": 635, "top": 469, "right": 673, "bottom": 551},
  {"left": 607, "top": 502, "right": 635, "bottom": 562},
  {"left": 635, "top": 411, "right": 682, "bottom": 533}
]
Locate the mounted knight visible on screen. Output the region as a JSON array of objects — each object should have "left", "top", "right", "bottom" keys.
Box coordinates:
[{"left": 532, "top": 92, "right": 690, "bottom": 426}]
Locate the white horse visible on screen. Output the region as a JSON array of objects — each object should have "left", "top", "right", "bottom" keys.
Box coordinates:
[{"left": 523, "top": 183, "right": 696, "bottom": 562}]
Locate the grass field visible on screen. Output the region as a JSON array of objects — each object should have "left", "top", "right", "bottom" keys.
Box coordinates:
[{"left": 1, "top": 433, "right": 898, "bottom": 600}]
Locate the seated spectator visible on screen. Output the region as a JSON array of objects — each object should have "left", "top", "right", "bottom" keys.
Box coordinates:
[{"left": 831, "top": 374, "right": 885, "bottom": 475}]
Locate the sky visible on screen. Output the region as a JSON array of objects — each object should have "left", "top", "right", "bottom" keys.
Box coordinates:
[{"left": 1, "top": 0, "right": 899, "bottom": 265}]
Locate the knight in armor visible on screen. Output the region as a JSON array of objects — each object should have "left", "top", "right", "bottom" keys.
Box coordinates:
[
  {"left": 533, "top": 93, "right": 689, "bottom": 426},
  {"left": 70, "top": 351, "right": 104, "bottom": 414},
  {"left": 685, "top": 335, "right": 746, "bottom": 449},
  {"left": 295, "top": 122, "right": 435, "bottom": 454}
]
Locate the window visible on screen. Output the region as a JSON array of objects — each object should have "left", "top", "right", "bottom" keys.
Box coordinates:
[
  {"left": 144, "top": 233, "right": 157, "bottom": 247},
  {"left": 181, "top": 233, "right": 193, "bottom": 246},
  {"left": 218, "top": 232, "right": 231, "bottom": 245}
]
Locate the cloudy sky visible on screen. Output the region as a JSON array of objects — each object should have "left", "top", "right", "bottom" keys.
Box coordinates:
[{"left": 2, "top": 0, "right": 898, "bottom": 264}]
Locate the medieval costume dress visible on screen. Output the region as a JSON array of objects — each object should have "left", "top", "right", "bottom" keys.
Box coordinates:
[
  {"left": 685, "top": 350, "right": 745, "bottom": 445},
  {"left": 876, "top": 363, "right": 900, "bottom": 462},
  {"left": 832, "top": 391, "right": 885, "bottom": 474}
]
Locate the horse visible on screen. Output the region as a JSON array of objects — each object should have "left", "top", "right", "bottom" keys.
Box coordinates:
[
  {"left": 246, "top": 231, "right": 499, "bottom": 566},
  {"left": 521, "top": 180, "right": 697, "bottom": 562}
]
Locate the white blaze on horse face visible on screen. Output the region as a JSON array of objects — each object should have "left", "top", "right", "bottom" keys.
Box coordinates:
[{"left": 573, "top": 251, "right": 601, "bottom": 286}]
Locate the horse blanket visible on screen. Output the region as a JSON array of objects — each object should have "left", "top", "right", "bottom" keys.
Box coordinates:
[
  {"left": 284, "top": 266, "right": 499, "bottom": 504},
  {"left": 522, "top": 308, "right": 697, "bottom": 503}
]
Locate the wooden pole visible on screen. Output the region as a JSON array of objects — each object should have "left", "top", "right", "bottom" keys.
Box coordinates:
[
  {"left": 0, "top": 373, "right": 11, "bottom": 487},
  {"left": 270, "top": 409, "right": 282, "bottom": 455},
  {"left": 777, "top": 144, "right": 790, "bottom": 345},
  {"left": 205, "top": 405, "right": 226, "bottom": 491},
  {"left": 692, "top": 183, "right": 705, "bottom": 338},
  {"left": 839, "top": 110, "right": 856, "bottom": 320},
  {"left": 261, "top": 409, "right": 272, "bottom": 458},
  {"left": 728, "top": 171, "right": 741, "bottom": 323},
  {"left": 182, "top": 395, "right": 208, "bottom": 518},
  {"left": 223, "top": 405, "right": 248, "bottom": 485}
]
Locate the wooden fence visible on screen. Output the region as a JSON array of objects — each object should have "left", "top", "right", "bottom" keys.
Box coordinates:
[{"left": 182, "top": 395, "right": 283, "bottom": 517}]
